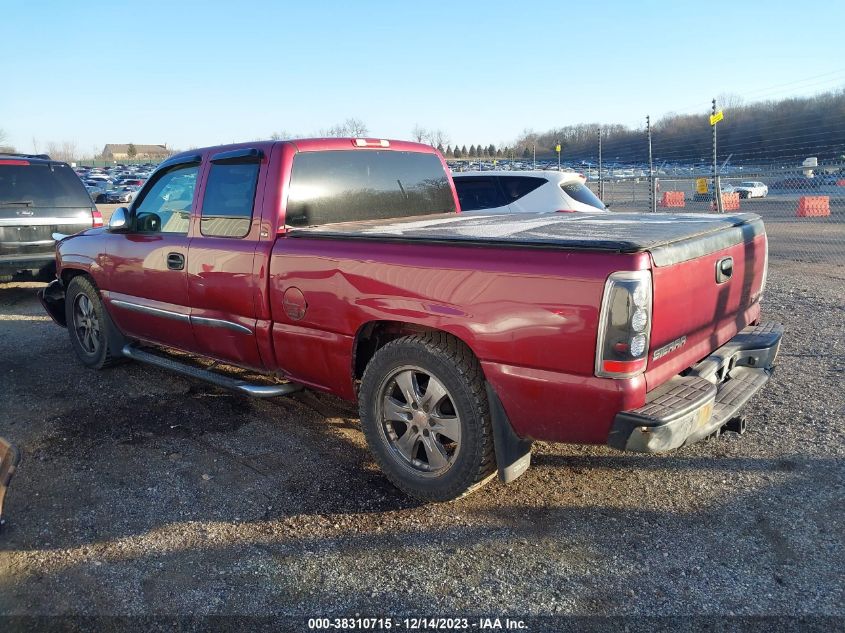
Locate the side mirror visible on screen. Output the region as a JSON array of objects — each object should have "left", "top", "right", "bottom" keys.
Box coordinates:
[{"left": 108, "top": 207, "right": 130, "bottom": 232}]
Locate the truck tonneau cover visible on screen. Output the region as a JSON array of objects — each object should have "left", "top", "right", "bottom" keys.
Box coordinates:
[{"left": 289, "top": 211, "right": 764, "bottom": 265}]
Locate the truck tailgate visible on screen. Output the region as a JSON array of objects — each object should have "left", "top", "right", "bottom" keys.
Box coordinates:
[{"left": 645, "top": 217, "right": 768, "bottom": 390}]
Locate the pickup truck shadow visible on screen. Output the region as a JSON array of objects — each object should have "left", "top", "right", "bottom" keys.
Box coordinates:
[{"left": 0, "top": 456, "right": 840, "bottom": 616}]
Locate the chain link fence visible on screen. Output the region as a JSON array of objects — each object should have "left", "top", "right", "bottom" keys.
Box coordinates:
[{"left": 590, "top": 164, "right": 845, "bottom": 269}]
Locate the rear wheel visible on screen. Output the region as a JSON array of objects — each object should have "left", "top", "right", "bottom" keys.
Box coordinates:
[
  {"left": 65, "top": 276, "right": 123, "bottom": 369},
  {"left": 359, "top": 332, "right": 496, "bottom": 502}
]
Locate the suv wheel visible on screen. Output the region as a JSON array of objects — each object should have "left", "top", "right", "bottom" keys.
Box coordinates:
[{"left": 359, "top": 333, "right": 496, "bottom": 502}]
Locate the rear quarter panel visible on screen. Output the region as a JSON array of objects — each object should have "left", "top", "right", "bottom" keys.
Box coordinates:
[{"left": 268, "top": 237, "right": 650, "bottom": 440}]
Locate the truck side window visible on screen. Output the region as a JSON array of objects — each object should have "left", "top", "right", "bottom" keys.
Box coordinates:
[
  {"left": 134, "top": 165, "right": 198, "bottom": 234},
  {"left": 200, "top": 162, "right": 259, "bottom": 238}
]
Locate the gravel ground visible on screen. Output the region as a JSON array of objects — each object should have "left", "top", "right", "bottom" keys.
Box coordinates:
[{"left": 0, "top": 244, "right": 843, "bottom": 627}]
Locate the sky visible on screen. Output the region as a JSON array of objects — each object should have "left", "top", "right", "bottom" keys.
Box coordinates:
[{"left": 2, "top": 0, "right": 845, "bottom": 155}]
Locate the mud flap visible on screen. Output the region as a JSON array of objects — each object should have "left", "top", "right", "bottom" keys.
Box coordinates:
[
  {"left": 485, "top": 383, "right": 532, "bottom": 484},
  {"left": 38, "top": 278, "right": 67, "bottom": 327},
  {"left": 0, "top": 437, "right": 20, "bottom": 529}
]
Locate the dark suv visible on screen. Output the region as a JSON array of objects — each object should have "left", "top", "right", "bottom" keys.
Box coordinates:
[{"left": 0, "top": 154, "right": 102, "bottom": 280}]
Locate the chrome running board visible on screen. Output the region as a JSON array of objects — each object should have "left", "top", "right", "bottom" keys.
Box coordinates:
[{"left": 121, "top": 345, "right": 302, "bottom": 398}]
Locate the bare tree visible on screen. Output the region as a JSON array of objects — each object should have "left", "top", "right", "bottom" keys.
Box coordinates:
[
  {"left": 717, "top": 92, "right": 745, "bottom": 111},
  {"left": 320, "top": 118, "right": 369, "bottom": 137},
  {"left": 270, "top": 130, "right": 297, "bottom": 140},
  {"left": 343, "top": 118, "right": 368, "bottom": 137},
  {"left": 43, "top": 140, "right": 79, "bottom": 163},
  {"left": 412, "top": 124, "right": 428, "bottom": 143},
  {"left": 430, "top": 129, "right": 450, "bottom": 148},
  {"left": 0, "top": 128, "right": 13, "bottom": 153}
]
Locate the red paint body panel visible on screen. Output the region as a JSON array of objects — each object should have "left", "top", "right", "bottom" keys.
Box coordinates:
[
  {"left": 645, "top": 233, "right": 767, "bottom": 390},
  {"left": 103, "top": 233, "right": 195, "bottom": 350},
  {"left": 481, "top": 361, "right": 645, "bottom": 443},
  {"left": 52, "top": 139, "right": 770, "bottom": 447}
]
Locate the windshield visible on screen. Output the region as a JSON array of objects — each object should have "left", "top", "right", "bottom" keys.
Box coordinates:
[
  {"left": 0, "top": 163, "right": 92, "bottom": 207},
  {"left": 561, "top": 181, "right": 606, "bottom": 210}
]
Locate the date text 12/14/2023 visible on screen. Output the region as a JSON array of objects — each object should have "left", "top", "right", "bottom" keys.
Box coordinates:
[{"left": 307, "top": 617, "right": 528, "bottom": 629}]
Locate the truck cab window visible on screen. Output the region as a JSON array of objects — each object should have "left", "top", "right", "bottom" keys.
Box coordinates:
[
  {"left": 133, "top": 165, "right": 198, "bottom": 234},
  {"left": 200, "top": 162, "right": 259, "bottom": 238}
]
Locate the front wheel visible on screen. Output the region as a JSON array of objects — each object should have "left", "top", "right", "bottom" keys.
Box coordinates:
[
  {"left": 359, "top": 333, "right": 496, "bottom": 502},
  {"left": 65, "top": 275, "right": 123, "bottom": 369}
]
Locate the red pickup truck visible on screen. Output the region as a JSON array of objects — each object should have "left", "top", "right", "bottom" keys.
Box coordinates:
[{"left": 39, "top": 138, "right": 783, "bottom": 501}]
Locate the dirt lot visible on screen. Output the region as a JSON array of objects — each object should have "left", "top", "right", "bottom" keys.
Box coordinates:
[{"left": 0, "top": 218, "right": 843, "bottom": 626}]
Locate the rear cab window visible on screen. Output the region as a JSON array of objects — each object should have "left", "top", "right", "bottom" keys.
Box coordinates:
[
  {"left": 561, "top": 181, "right": 606, "bottom": 210},
  {"left": 285, "top": 150, "right": 455, "bottom": 227}
]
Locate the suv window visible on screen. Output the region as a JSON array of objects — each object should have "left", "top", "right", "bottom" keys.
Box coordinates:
[
  {"left": 0, "top": 162, "right": 92, "bottom": 207},
  {"left": 498, "top": 176, "right": 546, "bottom": 202},
  {"left": 200, "top": 162, "right": 260, "bottom": 238},
  {"left": 561, "top": 182, "right": 606, "bottom": 210},
  {"left": 133, "top": 164, "right": 198, "bottom": 234},
  {"left": 453, "top": 176, "right": 507, "bottom": 211},
  {"left": 286, "top": 150, "right": 455, "bottom": 227}
]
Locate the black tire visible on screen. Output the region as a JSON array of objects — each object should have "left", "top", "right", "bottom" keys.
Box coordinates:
[
  {"left": 359, "top": 332, "right": 496, "bottom": 502},
  {"left": 65, "top": 275, "right": 124, "bottom": 369}
]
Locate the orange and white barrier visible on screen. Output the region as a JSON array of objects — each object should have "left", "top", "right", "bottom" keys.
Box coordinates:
[
  {"left": 658, "top": 191, "right": 685, "bottom": 208},
  {"left": 796, "top": 196, "right": 830, "bottom": 217}
]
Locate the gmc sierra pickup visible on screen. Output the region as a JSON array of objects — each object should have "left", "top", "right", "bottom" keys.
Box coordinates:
[{"left": 39, "top": 138, "right": 783, "bottom": 501}]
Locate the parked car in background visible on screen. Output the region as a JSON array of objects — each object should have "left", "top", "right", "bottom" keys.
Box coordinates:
[
  {"left": 0, "top": 153, "right": 103, "bottom": 280},
  {"left": 453, "top": 170, "right": 607, "bottom": 214},
  {"left": 105, "top": 186, "right": 140, "bottom": 204},
  {"left": 735, "top": 181, "right": 768, "bottom": 199},
  {"left": 84, "top": 181, "right": 110, "bottom": 203}
]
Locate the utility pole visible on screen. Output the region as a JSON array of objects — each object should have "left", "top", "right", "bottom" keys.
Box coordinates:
[
  {"left": 533, "top": 143, "right": 536, "bottom": 170},
  {"left": 598, "top": 127, "right": 603, "bottom": 200},
  {"left": 712, "top": 98, "right": 723, "bottom": 213},
  {"left": 647, "top": 115, "right": 655, "bottom": 213}
]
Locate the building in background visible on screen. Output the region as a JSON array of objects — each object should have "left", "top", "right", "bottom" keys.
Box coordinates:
[{"left": 100, "top": 144, "right": 170, "bottom": 161}]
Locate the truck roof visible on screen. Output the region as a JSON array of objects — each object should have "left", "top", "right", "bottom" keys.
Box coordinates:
[
  {"left": 289, "top": 211, "right": 764, "bottom": 266},
  {"left": 162, "top": 138, "right": 438, "bottom": 165}
]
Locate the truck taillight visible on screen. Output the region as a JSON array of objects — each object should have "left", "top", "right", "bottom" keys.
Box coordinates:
[
  {"left": 92, "top": 208, "right": 104, "bottom": 227},
  {"left": 595, "top": 270, "right": 652, "bottom": 378}
]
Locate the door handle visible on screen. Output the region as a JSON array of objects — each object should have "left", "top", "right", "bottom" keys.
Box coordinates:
[
  {"left": 715, "top": 256, "right": 733, "bottom": 284},
  {"left": 167, "top": 252, "right": 185, "bottom": 271}
]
